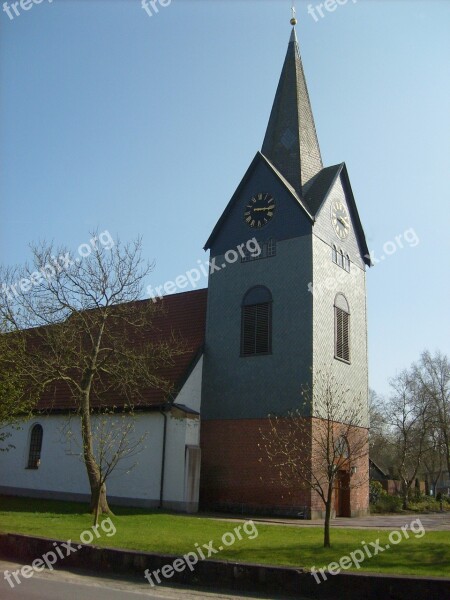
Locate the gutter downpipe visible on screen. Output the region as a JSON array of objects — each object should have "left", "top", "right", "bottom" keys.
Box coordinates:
[{"left": 159, "top": 406, "right": 169, "bottom": 509}]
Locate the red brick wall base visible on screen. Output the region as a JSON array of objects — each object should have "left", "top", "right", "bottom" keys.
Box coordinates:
[
  {"left": 200, "top": 418, "right": 369, "bottom": 518},
  {"left": 200, "top": 418, "right": 311, "bottom": 516}
]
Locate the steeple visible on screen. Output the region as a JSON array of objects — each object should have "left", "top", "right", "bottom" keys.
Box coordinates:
[{"left": 261, "top": 20, "right": 323, "bottom": 196}]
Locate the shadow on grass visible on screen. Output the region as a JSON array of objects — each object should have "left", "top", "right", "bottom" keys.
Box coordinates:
[{"left": 0, "top": 495, "right": 174, "bottom": 517}]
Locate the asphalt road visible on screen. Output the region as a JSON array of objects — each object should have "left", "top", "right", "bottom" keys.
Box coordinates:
[{"left": 0, "top": 560, "right": 301, "bottom": 600}]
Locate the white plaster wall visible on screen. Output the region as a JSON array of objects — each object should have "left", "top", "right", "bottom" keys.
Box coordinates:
[
  {"left": 163, "top": 414, "right": 187, "bottom": 503},
  {"left": 185, "top": 418, "right": 200, "bottom": 447},
  {"left": 174, "top": 356, "right": 203, "bottom": 413},
  {"left": 0, "top": 416, "right": 90, "bottom": 496},
  {"left": 0, "top": 412, "right": 177, "bottom": 503},
  {"left": 163, "top": 415, "right": 200, "bottom": 504},
  {"left": 0, "top": 356, "right": 203, "bottom": 509}
]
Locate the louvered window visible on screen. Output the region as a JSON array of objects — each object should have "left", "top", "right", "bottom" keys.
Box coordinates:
[
  {"left": 241, "top": 286, "right": 272, "bottom": 356},
  {"left": 27, "top": 424, "right": 43, "bottom": 469},
  {"left": 334, "top": 294, "right": 350, "bottom": 363}
]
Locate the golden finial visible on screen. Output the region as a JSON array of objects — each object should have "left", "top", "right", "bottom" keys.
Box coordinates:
[{"left": 290, "top": 4, "right": 297, "bottom": 26}]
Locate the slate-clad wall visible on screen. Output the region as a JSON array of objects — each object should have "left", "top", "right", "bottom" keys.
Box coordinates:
[
  {"left": 203, "top": 158, "right": 314, "bottom": 421},
  {"left": 202, "top": 233, "right": 313, "bottom": 421},
  {"left": 207, "top": 157, "right": 311, "bottom": 256},
  {"left": 312, "top": 174, "right": 369, "bottom": 427},
  {"left": 313, "top": 174, "right": 367, "bottom": 270}
]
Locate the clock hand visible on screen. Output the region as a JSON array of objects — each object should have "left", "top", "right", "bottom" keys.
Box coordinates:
[{"left": 253, "top": 206, "right": 275, "bottom": 212}]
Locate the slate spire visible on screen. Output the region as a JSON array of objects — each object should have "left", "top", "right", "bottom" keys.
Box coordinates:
[{"left": 262, "top": 24, "right": 323, "bottom": 196}]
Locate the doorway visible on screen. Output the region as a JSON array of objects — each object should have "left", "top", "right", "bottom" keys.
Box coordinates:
[{"left": 334, "top": 470, "right": 351, "bottom": 517}]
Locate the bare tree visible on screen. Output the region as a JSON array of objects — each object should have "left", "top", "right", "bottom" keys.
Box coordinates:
[
  {"left": 422, "top": 429, "right": 446, "bottom": 496},
  {"left": 414, "top": 351, "right": 450, "bottom": 474},
  {"left": 368, "top": 388, "right": 393, "bottom": 469},
  {"left": 0, "top": 233, "right": 187, "bottom": 514},
  {"left": 385, "top": 370, "right": 432, "bottom": 509},
  {"left": 260, "top": 369, "right": 368, "bottom": 547}
]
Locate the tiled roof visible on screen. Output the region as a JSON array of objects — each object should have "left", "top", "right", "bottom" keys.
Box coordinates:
[{"left": 36, "top": 289, "right": 207, "bottom": 412}]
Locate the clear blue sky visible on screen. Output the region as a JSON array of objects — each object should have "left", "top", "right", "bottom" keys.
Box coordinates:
[{"left": 1, "top": 0, "right": 449, "bottom": 397}]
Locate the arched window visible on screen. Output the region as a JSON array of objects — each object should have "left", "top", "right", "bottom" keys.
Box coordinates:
[
  {"left": 335, "top": 436, "right": 350, "bottom": 459},
  {"left": 241, "top": 286, "right": 272, "bottom": 356},
  {"left": 345, "top": 254, "right": 351, "bottom": 272},
  {"left": 27, "top": 424, "right": 43, "bottom": 469},
  {"left": 266, "top": 238, "right": 277, "bottom": 258},
  {"left": 334, "top": 294, "right": 350, "bottom": 363},
  {"left": 339, "top": 249, "right": 345, "bottom": 269},
  {"left": 332, "top": 245, "right": 338, "bottom": 264}
]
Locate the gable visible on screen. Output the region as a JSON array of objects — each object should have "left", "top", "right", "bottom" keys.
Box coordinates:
[
  {"left": 205, "top": 152, "right": 313, "bottom": 257},
  {"left": 312, "top": 165, "right": 370, "bottom": 268},
  {"left": 303, "top": 164, "right": 342, "bottom": 215}
]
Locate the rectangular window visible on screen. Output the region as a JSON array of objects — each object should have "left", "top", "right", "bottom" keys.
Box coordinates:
[
  {"left": 241, "top": 302, "right": 272, "bottom": 356},
  {"left": 335, "top": 307, "right": 350, "bottom": 363}
]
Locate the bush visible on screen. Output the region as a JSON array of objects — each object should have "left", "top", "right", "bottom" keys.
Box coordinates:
[
  {"left": 410, "top": 492, "right": 429, "bottom": 503},
  {"left": 434, "top": 493, "right": 450, "bottom": 504},
  {"left": 371, "top": 494, "right": 403, "bottom": 514},
  {"left": 369, "top": 481, "right": 385, "bottom": 504},
  {"left": 408, "top": 497, "right": 442, "bottom": 512}
]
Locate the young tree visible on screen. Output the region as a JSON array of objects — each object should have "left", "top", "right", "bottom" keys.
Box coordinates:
[
  {"left": 260, "top": 369, "right": 368, "bottom": 548},
  {"left": 0, "top": 233, "right": 187, "bottom": 514},
  {"left": 61, "top": 407, "right": 147, "bottom": 525}
]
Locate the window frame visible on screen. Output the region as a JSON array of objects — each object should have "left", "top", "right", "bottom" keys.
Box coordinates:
[
  {"left": 332, "top": 245, "right": 338, "bottom": 264},
  {"left": 26, "top": 424, "right": 43, "bottom": 470},
  {"left": 334, "top": 294, "right": 350, "bottom": 364},
  {"left": 266, "top": 238, "right": 277, "bottom": 258},
  {"left": 240, "top": 286, "right": 273, "bottom": 357},
  {"left": 335, "top": 435, "right": 350, "bottom": 459}
]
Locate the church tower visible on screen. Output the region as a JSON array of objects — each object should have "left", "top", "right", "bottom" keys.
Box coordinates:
[{"left": 200, "top": 18, "right": 371, "bottom": 518}]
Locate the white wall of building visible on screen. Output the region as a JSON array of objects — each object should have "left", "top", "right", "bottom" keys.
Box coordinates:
[
  {"left": 0, "top": 356, "right": 203, "bottom": 511},
  {"left": 174, "top": 355, "right": 203, "bottom": 413}
]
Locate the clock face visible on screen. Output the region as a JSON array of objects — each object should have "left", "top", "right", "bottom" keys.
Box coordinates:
[
  {"left": 331, "top": 200, "right": 350, "bottom": 240},
  {"left": 244, "top": 193, "right": 276, "bottom": 228}
]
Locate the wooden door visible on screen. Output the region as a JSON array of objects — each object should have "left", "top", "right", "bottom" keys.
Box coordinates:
[{"left": 334, "top": 470, "right": 351, "bottom": 517}]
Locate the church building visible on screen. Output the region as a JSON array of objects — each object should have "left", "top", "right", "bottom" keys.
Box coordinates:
[{"left": 0, "top": 19, "right": 371, "bottom": 518}]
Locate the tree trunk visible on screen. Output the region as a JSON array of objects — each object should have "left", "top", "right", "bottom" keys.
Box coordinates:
[
  {"left": 90, "top": 482, "right": 110, "bottom": 518},
  {"left": 323, "top": 485, "right": 333, "bottom": 548},
  {"left": 80, "top": 392, "right": 111, "bottom": 516},
  {"left": 401, "top": 481, "right": 409, "bottom": 510},
  {"left": 92, "top": 485, "right": 100, "bottom": 527}
]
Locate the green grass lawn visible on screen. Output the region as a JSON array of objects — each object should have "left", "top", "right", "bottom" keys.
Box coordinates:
[{"left": 0, "top": 496, "right": 449, "bottom": 578}]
